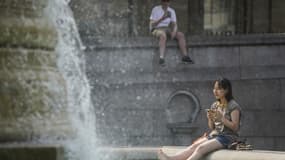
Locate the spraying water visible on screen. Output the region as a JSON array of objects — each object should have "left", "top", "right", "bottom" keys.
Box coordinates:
[{"left": 45, "top": 0, "right": 97, "bottom": 159}]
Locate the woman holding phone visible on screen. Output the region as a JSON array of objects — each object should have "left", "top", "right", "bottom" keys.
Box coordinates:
[{"left": 158, "top": 77, "right": 242, "bottom": 160}]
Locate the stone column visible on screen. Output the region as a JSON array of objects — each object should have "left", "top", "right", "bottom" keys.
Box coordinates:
[
  {"left": 188, "top": 0, "right": 204, "bottom": 35},
  {"left": 0, "top": 0, "right": 72, "bottom": 142}
]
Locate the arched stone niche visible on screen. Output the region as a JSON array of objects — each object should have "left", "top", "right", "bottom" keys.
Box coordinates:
[{"left": 166, "top": 90, "right": 200, "bottom": 134}]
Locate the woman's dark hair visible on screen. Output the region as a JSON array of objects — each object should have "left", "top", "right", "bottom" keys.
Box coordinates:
[{"left": 215, "top": 77, "right": 234, "bottom": 102}]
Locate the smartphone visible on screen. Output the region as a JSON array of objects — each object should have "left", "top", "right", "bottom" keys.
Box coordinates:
[{"left": 166, "top": 11, "right": 171, "bottom": 17}]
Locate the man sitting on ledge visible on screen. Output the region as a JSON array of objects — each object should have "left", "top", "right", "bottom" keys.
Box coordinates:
[{"left": 149, "top": 0, "right": 194, "bottom": 66}]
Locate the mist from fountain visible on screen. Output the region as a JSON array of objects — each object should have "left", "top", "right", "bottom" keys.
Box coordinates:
[{"left": 45, "top": 0, "right": 97, "bottom": 159}]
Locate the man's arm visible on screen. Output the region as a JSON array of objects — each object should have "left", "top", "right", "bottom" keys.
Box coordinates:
[{"left": 150, "top": 14, "right": 168, "bottom": 31}]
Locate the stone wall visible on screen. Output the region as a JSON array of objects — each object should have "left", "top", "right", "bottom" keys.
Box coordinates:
[
  {"left": 70, "top": 0, "right": 285, "bottom": 151},
  {"left": 70, "top": 0, "right": 130, "bottom": 37},
  {"left": 0, "top": 0, "right": 72, "bottom": 142},
  {"left": 83, "top": 35, "right": 285, "bottom": 150}
]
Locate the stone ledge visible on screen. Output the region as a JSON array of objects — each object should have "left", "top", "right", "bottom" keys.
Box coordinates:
[
  {"left": 87, "top": 66, "right": 285, "bottom": 86},
  {"left": 97, "top": 147, "right": 158, "bottom": 160},
  {"left": 163, "top": 146, "right": 285, "bottom": 160},
  {"left": 0, "top": 144, "right": 64, "bottom": 160},
  {"left": 84, "top": 34, "right": 285, "bottom": 50},
  {"left": 97, "top": 146, "right": 285, "bottom": 160}
]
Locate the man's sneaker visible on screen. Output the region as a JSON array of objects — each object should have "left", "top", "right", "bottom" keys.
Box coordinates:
[
  {"left": 159, "top": 58, "right": 165, "bottom": 66},
  {"left": 182, "top": 56, "right": 194, "bottom": 64}
]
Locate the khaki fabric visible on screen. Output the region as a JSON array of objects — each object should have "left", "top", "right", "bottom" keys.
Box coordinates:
[{"left": 151, "top": 27, "right": 172, "bottom": 37}]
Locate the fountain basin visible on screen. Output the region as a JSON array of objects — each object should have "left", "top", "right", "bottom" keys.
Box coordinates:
[
  {"left": 96, "top": 146, "right": 285, "bottom": 160},
  {"left": 0, "top": 144, "right": 64, "bottom": 160}
]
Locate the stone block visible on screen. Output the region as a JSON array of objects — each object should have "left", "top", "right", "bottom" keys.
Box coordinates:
[
  {"left": 0, "top": 144, "right": 64, "bottom": 160},
  {"left": 240, "top": 46, "right": 284, "bottom": 66},
  {"left": 240, "top": 111, "right": 285, "bottom": 137},
  {"left": 272, "top": 0, "right": 285, "bottom": 32},
  {"left": 171, "top": 0, "right": 189, "bottom": 34},
  {"left": 70, "top": 0, "right": 99, "bottom": 21},
  {"left": 246, "top": 137, "right": 276, "bottom": 150},
  {"left": 85, "top": 47, "right": 155, "bottom": 74},
  {"left": 95, "top": 108, "right": 171, "bottom": 145},
  {"left": 240, "top": 46, "right": 285, "bottom": 79},
  {"left": 274, "top": 137, "right": 285, "bottom": 151},
  {"left": 96, "top": 66, "right": 239, "bottom": 85},
  {"left": 241, "top": 65, "right": 285, "bottom": 79},
  {"left": 96, "top": 147, "right": 158, "bottom": 160},
  {"left": 232, "top": 79, "right": 281, "bottom": 110},
  {"left": 281, "top": 79, "right": 285, "bottom": 110},
  {"left": 191, "top": 47, "right": 240, "bottom": 67},
  {"left": 71, "top": 0, "right": 129, "bottom": 37},
  {"left": 92, "top": 84, "right": 171, "bottom": 111},
  {"left": 252, "top": 0, "right": 269, "bottom": 33},
  {"left": 126, "top": 136, "right": 173, "bottom": 146}
]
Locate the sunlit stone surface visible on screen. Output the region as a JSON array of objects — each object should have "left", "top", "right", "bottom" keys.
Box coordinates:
[{"left": 0, "top": 0, "right": 72, "bottom": 142}]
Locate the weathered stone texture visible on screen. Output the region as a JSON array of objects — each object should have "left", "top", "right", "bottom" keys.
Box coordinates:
[
  {"left": 0, "top": 0, "right": 72, "bottom": 142},
  {"left": 71, "top": 0, "right": 285, "bottom": 151},
  {"left": 85, "top": 36, "right": 285, "bottom": 150}
]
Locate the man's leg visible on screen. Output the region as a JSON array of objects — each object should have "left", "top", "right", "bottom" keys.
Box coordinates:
[
  {"left": 158, "top": 32, "right": 167, "bottom": 60},
  {"left": 175, "top": 32, "right": 194, "bottom": 63},
  {"left": 175, "top": 32, "right": 187, "bottom": 56},
  {"left": 153, "top": 29, "right": 167, "bottom": 65}
]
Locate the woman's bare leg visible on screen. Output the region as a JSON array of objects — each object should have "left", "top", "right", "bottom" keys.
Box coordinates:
[
  {"left": 186, "top": 139, "right": 224, "bottom": 160},
  {"left": 158, "top": 137, "right": 208, "bottom": 160}
]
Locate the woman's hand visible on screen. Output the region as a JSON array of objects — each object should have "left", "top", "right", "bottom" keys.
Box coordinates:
[
  {"left": 206, "top": 109, "right": 215, "bottom": 121},
  {"left": 206, "top": 109, "right": 215, "bottom": 130},
  {"left": 214, "top": 110, "right": 224, "bottom": 122}
]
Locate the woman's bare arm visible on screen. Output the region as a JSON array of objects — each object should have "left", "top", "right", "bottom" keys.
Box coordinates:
[{"left": 222, "top": 109, "right": 240, "bottom": 132}]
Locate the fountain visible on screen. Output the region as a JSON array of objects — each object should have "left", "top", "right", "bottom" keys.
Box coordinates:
[
  {"left": 46, "top": 0, "right": 97, "bottom": 159},
  {"left": 0, "top": 0, "right": 97, "bottom": 159}
]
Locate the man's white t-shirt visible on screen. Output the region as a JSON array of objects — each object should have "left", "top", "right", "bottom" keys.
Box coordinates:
[{"left": 150, "top": 5, "right": 177, "bottom": 28}]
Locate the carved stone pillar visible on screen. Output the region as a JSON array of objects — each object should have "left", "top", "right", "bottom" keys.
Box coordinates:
[{"left": 0, "top": 0, "right": 72, "bottom": 142}]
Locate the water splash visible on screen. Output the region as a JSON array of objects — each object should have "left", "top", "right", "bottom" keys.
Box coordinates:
[{"left": 45, "top": 0, "right": 97, "bottom": 159}]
